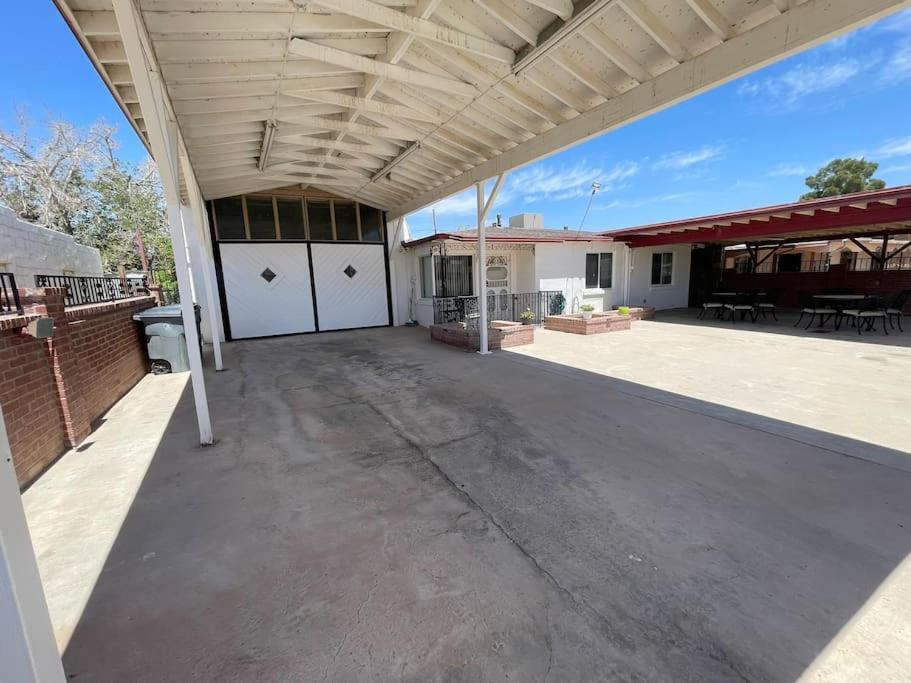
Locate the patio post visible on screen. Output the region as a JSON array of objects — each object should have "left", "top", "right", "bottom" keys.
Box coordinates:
[
  {"left": 179, "top": 203, "right": 224, "bottom": 371},
  {"left": 0, "top": 408, "right": 66, "bottom": 683},
  {"left": 112, "top": 0, "right": 213, "bottom": 445},
  {"left": 475, "top": 174, "right": 507, "bottom": 354}
]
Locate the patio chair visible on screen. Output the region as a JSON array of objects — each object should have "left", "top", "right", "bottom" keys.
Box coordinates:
[
  {"left": 885, "top": 290, "right": 910, "bottom": 332},
  {"left": 698, "top": 299, "right": 723, "bottom": 319},
  {"left": 724, "top": 293, "right": 756, "bottom": 322},
  {"left": 840, "top": 295, "right": 888, "bottom": 335},
  {"left": 795, "top": 291, "right": 835, "bottom": 329},
  {"left": 755, "top": 288, "right": 781, "bottom": 321}
]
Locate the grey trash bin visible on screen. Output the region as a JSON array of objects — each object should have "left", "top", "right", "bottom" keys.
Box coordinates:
[{"left": 133, "top": 304, "right": 201, "bottom": 374}]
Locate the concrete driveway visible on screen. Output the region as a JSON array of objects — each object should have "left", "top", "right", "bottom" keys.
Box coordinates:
[{"left": 24, "top": 322, "right": 911, "bottom": 681}]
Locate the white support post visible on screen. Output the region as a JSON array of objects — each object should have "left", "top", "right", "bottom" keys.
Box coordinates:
[
  {"left": 113, "top": 0, "right": 213, "bottom": 445},
  {"left": 0, "top": 409, "right": 66, "bottom": 683},
  {"left": 180, "top": 204, "right": 224, "bottom": 371},
  {"left": 475, "top": 173, "right": 507, "bottom": 354},
  {"left": 167, "top": 201, "right": 214, "bottom": 444}
]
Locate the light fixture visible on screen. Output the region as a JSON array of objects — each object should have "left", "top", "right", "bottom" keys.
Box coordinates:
[
  {"left": 257, "top": 120, "right": 276, "bottom": 172},
  {"left": 513, "top": 0, "right": 614, "bottom": 76},
  {"left": 371, "top": 141, "right": 421, "bottom": 182}
]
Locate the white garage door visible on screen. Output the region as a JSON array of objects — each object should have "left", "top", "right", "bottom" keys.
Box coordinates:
[
  {"left": 311, "top": 243, "right": 389, "bottom": 331},
  {"left": 221, "top": 243, "right": 316, "bottom": 339}
]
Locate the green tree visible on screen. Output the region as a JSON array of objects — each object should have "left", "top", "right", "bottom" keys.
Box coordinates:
[
  {"left": 800, "top": 158, "right": 886, "bottom": 200},
  {"left": 0, "top": 117, "right": 174, "bottom": 279},
  {"left": 84, "top": 133, "right": 172, "bottom": 277}
]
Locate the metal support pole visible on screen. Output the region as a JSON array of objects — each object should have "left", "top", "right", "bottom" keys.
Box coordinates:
[
  {"left": 180, "top": 204, "right": 223, "bottom": 371},
  {"left": 0, "top": 408, "right": 66, "bottom": 683},
  {"left": 475, "top": 174, "right": 507, "bottom": 355}
]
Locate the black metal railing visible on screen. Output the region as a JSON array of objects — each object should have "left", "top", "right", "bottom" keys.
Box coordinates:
[
  {"left": 1, "top": 272, "right": 22, "bottom": 315},
  {"left": 34, "top": 274, "right": 148, "bottom": 307},
  {"left": 849, "top": 255, "right": 911, "bottom": 272},
  {"left": 433, "top": 291, "right": 564, "bottom": 325}
]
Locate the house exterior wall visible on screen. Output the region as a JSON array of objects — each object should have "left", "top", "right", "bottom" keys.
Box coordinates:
[
  {"left": 0, "top": 206, "right": 103, "bottom": 284},
  {"left": 628, "top": 245, "right": 692, "bottom": 310},
  {"left": 533, "top": 242, "right": 628, "bottom": 313},
  {"left": 0, "top": 288, "right": 154, "bottom": 487}
]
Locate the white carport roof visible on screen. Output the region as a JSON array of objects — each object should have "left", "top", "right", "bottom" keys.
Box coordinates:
[{"left": 55, "top": 0, "right": 909, "bottom": 218}]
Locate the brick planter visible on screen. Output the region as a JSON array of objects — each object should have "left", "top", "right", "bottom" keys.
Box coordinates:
[
  {"left": 611, "top": 306, "right": 656, "bottom": 321},
  {"left": 544, "top": 312, "right": 631, "bottom": 335},
  {"left": 430, "top": 320, "right": 534, "bottom": 351}
]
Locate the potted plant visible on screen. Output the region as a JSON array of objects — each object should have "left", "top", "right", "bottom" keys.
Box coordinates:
[
  {"left": 549, "top": 293, "right": 566, "bottom": 315},
  {"left": 580, "top": 303, "right": 595, "bottom": 320},
  {"left": 519, "top": 308, "right": 535, "bottom": 325}
]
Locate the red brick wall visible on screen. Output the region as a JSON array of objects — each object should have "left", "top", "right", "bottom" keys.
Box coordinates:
[
  {"left": 0, "top": 316, "right": 67, "bottom": 486},
  {"left": 723, "top": 265, "right": 911, "bottom": 310},
  {"left": 544, "top": 313, "right": 632, "bottom": 335},
  {"left": 0, "top": 288, "right": 154, "bottom": 487}
]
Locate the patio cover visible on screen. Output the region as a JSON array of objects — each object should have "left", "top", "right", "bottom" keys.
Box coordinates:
[
  {"left": 605, "top": 185, "right": 911, "bottom": 247},
  {"left": 55, "top": 0, "right": 910, "bottom": 219}
]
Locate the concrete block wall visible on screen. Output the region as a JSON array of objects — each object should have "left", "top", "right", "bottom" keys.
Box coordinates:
[
  {"left": 0, "top": 288, "right": 154, "bottom": 487},
  {"left": 0, "top": 205, "right": 103, "bottom": 284}
]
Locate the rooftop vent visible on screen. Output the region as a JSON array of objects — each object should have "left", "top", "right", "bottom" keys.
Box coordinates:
[{"left": 508, "top": 213, "right": 543, "bottom": 229}]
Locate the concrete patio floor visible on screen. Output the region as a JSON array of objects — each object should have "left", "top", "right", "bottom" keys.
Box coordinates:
[{"left": 23, "top": 320, "right": 911, "bottom": 681}]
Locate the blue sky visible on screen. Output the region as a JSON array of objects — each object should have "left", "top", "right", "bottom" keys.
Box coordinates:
[{"left": 2, "top": 5, "right": 910, "bottom": 238}]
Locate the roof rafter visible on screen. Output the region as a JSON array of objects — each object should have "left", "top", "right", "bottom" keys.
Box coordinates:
[
  {"left": 288, "top": 38, "right": 478, "bottom": 97},
  {"left": 307, "top": 0, "right": 516, "bottom": 63},
  {"left": 617, "top": 0, "right": 689, "bottom": 63}
]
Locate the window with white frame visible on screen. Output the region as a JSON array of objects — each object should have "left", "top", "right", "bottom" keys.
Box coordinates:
[
  {"left": 420, "top": 256, "right": 434, "bottom": 298},
  {"left": 585, "top": 252, "right": 613, "bottom": 289},
  {"left": 650, "top": 252, "right": 673, "bottom": 286}
]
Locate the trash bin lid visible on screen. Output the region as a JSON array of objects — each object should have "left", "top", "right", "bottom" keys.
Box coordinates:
[{"left": 133, "top": 304, "right": 183, "bottom": 323}]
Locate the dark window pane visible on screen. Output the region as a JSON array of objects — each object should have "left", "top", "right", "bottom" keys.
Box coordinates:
[
  {"left": 599, "top": 253, "right": 613, "bottom": 289},
  {"left": 651, "top": 253, "right": 662, "bottom": 285},
  {"left": 246, "top": 197, "right": 276, "bottom": 239},
  {"left": 276, "top": 198, "right": 306, "bottom": 239},
  {"left": 213, "top": 196, "right": 245, "bottom": 239},
  {"left": 585, "top": 253, "right": 599, "bottom": 288},
  {"left": 334, "top": 202, "right": 359, "bottom": 241},
  {"left": 307, "top": 200, "right": 333, "bottom": 240},
  {"left": 435, "top": 255, "right": 472, "bottom": 297},
  {"left": 777, "top": 253, "right": 802, "bottom": 273},
  {"left": 359, "top": 204, "right": 383, "bottom": 242}
]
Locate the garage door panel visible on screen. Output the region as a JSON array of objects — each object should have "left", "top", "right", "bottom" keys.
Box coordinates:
[
  {"left": 311, "top": 244, "right": 389, "bottom": 331},
  {"left": 221, "top": 244, "right": 315, "bottom": 339}
]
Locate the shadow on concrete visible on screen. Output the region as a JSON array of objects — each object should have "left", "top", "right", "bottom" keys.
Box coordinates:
[
  {"left": 57, "top": 327, "right": 911, "bottom": 681},
  {"left": 656, "top": 308, "right": 911, "bottom": 348}
]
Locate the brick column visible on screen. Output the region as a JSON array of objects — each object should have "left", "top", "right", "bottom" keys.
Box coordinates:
[{"left": 18, "top": 288, "right": 92, "bottom": 447}]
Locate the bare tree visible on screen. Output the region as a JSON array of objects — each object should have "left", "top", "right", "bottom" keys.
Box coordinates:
[{"left": 0, "top": 115, "right": 111, "bottom": 233}]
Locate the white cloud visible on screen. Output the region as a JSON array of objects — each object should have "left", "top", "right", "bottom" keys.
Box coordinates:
[
  {"left": 873, "top": 136, "right": 911, "bottom": 158},
  {"left": 768, "top": 163, "right": 809, "bottom": 177},
  {"left": 881, "top": 40, "right": 911, "bottom": 84},
  {"left": 511, "top": 160, "right": 637, "bottom": 203},
  {"left": 880, "top": 162, "right": 911, "bottom": 175},
  {"left": 653, "top": 145, "right": 724, "bottom": 171},
  {"left": 737, "top": 60, "right": 864, "bottom": 107}
]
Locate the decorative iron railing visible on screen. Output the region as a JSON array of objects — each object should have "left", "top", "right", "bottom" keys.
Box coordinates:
[
  {"left": 34, "top": 274, "right": 148, "bottom": 307},
  {"left": 733, "top": 256, "right": 830, "bottom": 274},
  {"left": 848, "top": 255, "right": 911, "bottom": 272},
  {"left": 1, "top": 272, "right": 22, "bottom": 315},
  {"left": 433, "top": 291, "right": 563, "bottom": 325}
]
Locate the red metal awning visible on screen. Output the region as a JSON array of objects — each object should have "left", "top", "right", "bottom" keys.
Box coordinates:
[{"left": 604, "top": 186, "right": 911, "bottom": 247}]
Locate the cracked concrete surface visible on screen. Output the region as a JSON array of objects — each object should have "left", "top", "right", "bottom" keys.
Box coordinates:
[{"left": 24, "top": 324, "right": 911, "bottom": 681}]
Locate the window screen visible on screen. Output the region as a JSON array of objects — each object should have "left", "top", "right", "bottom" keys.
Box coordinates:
[
  {"left": 334, "top": 202, "right": 359, "bottom": 241},
  {"left": 599, "top": 253, "right": 613, "bottom": 289},
  {"left": 359, "top": 204, "right": 383, "bottom": 242},
  {"left": 435, "top": 255, "right": 473, "bottom": 297},
  {"left": 420, "top": 256, "right": 433, "bottom": 298},
  {"left": 307, "top": 200, "right": 333, "bottom": 240},
  {"left": 245, "top": 197, "right": 276, "bottom": 239},
  {"left": 213, "top": 197, "right": 245, "bottom": 239},
  {"left": 276, "top": 198, "right": 306, "bottom": 239},
  {"left": 585, "top": 253, "right": 599, "bottom": 288},
  {"left": 651, "top": 252, "right": 673, "bottom": 285}
]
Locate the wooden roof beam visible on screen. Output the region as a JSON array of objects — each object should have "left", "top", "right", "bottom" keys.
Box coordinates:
[
  {"left": 617, "top": 0, "right": 689, "bottom": 63},
  {"left": 288, "top": 38, "right": 478, "bottom": 97},
  {"left": 307, "top": 0, "right": 516, "bottom": 64}
]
